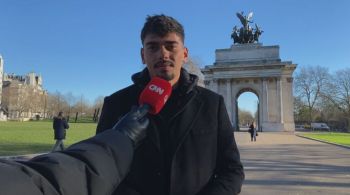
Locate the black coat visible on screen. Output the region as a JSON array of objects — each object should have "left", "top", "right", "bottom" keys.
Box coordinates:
[
  {"left": 53, "top": 117, "right": 69, "bottom": 139},
  {"left": 0, "top": 130, "right": 134, "bottom": 195},
  {"left": 249, "top": 124, "right": 256, "bottom": 135},
  {"left": 97, "top": 69, "right": 244, "bottom": 195}
]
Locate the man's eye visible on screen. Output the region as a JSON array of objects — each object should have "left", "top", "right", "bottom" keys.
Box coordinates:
[
  {"left": 148, "top": 45, "right": 158, "bottom": 51},
  {"left": 166, "top": 45, "right": 176, "bottom": 51}
]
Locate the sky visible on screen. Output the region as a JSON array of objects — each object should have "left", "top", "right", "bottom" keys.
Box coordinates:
[{"left": 1, "top": 0, "right": 350, "bottom": 114}]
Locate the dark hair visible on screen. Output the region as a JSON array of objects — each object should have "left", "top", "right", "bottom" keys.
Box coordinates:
[
  {"left": 141, "top": 14, "right": 185, "bottom": 44},
  {"left": 58, "top": 112, "right": 63, "bottom": 117}
]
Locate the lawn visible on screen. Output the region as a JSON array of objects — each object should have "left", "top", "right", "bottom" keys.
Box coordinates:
[
  {"left": 0, "top": 121, "right": 97, "bottom": 156},
  {"left": 300, "top": 132, "right": 350, "bottom": 147}
]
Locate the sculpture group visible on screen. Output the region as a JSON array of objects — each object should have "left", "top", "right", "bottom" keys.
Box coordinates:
[{"left": 231, "top": 12, "right": 263, "bottom": 44}]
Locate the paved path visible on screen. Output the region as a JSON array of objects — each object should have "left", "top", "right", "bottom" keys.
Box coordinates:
[{"left": 234, "top": 131, "right": 350, "bottom": 195}]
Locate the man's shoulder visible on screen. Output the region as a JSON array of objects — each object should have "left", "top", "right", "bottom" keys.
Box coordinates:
[
  {"left": 195, "top": 86, "right": 222, "bottom": 100},
  {"left": 105, "top": 84, "right": 139, "bottom": 102}
]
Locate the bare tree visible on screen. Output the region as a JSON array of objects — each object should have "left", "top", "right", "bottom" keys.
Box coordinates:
[
  {"left": 47, "top": 91, "right": 68, "bottom": 118},
  {"left": 72, "top": 94, "right": 91, "bottom": 121},
  {"left": 93, "top": 96, "right": 104, "bottom": 110},
  {"left": 41, "top": 90, "right": 48, "bottom": 118},
  {"left": 92, "top": 96, "right": 104, "bottom": 122},
  {"left": 294, "top": 96, "right": 310, "bottom": 123},
  {"left": 64, "top": 92, "right": 77, "bottom": 121},
  {"left": 322, "top": 68, "right": 350, "bottom": 131},
  {"left": 238, "top": 109, "right": 254, "bottom": 127},
  {"left": 294, "top": 65, "right": 330, "bottom": 123}
]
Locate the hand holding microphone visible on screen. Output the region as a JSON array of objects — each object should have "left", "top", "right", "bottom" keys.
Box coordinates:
[{"left": 113, "top": 77, "right": 172, "bottom": 146}]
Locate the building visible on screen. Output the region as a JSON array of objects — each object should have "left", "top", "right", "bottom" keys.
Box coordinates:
[
  {"left": 0, "top": 55, "right": 47, "bottom": 121},
  {"left": 0, "top": 55, "right": 6, "bottom": 121}
]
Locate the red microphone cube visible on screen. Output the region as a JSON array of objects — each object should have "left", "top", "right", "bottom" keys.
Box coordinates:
[{"left": 139, "top": 77, "right": 172, "bottom": 114}]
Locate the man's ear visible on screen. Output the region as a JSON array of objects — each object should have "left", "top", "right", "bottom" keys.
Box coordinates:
[
  {"left": 141, "top": 48, "right": 145, "bottom": 64},
  {"left": 183, "top": 47, "right": 189, "bottom": 64}
]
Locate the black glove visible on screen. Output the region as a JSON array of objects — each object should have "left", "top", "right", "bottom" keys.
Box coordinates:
[{"left": 113, "top": 106, "right": 149, "bottom": 146}]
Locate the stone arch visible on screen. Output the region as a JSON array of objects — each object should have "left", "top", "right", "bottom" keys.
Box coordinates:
[
  {"left": 235, "top": 87, "right": 260, "bottom": 132},
  {"left": 230, "top": 81, "right": 262, "bottom": 131},
  {"left": 202, "top": 43, "right": 296, "bottom": 131},
  {"left": 236, "top": 87, "right": 259, "bottom": 98}
]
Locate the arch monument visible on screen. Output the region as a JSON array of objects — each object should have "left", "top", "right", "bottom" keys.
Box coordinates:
[
  {"left": 202, "top": 43, "right": 296, "bottom": 131},
  {"left": 202, "top": 12, "right": 296, "bottom": 131}
]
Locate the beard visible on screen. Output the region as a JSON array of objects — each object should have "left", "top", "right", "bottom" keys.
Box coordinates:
[
  {"left": 153, "top": 60, "right": 175, "bottom": 81},
  {"left": 156, "top": 70, "right": 175, "bottom": 81}
]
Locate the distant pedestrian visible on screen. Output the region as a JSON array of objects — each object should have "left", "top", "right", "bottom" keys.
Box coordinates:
[
  {"left": 249, "top": 122, "right": 257, "bottom": 142},
  {"left": 52, "top": 111, "right": 69, "bottom": 151}
]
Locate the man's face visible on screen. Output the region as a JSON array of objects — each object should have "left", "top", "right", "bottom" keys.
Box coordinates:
[{"left": 141, "top": 32, "right": 188, "bottom": 86}]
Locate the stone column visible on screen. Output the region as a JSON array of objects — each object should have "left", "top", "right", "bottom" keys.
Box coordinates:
[
  {"left": 235, "top": 99, "right": 239, "bottom": 131},
  {"left": 277, "top": 77, "right": 284, "bottom": 123},
  {"left": 212, "top": 78, "right": 219, "bottom": 94},
  {"left": 225, "top": 79, "right": 232, "bottom": 123},
  {"left": 262, "top": 78, "right": 269, "bottom": 123},
  {"left": 286, "top": 77, "right": 294, "bottom": 122},
  {"left": 231, "top": 87, "right": 237, "bottom": 129}
]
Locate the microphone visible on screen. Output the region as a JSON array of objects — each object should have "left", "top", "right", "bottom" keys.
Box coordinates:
[
  {"left": 112, "top": 77, "right": 171, "bottom": 145},
  {"left": 138, "top": 77, "right": 172, "bottom": 115}
]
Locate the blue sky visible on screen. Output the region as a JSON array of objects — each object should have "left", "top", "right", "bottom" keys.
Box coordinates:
[{"left": 1, "top": 0, "right": 350, "bottom": 114}]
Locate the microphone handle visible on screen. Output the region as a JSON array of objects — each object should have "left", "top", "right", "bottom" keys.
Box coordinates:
[{"left": 138, "top": 104, "right": 151, "bottom": 118}]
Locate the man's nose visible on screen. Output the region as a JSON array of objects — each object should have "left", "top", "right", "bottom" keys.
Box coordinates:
[{"left": 159, "top": 46, "right": 170, "bottom": 59}]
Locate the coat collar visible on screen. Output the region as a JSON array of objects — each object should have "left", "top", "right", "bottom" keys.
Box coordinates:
[
  {"left": 131, "top": 68, "right": 199, "bottom": 95},
  {"left": 132, "top": 68, "right": 201, "bottom": 152}
]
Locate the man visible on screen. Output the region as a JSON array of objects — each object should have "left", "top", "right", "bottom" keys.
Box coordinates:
[
  {"left": 249, "top": 122, "right": 257, "bottom": 142},
  {"left": 52, "top": 111, "right": 69, "bottom": 151},
  {"left": 0, "top": 106, "right": 149, "bottom": 195},
  {"left": 97, "top": 14, "right": 244, "bottom": 195}
]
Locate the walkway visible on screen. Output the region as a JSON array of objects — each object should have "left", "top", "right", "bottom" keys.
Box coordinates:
[{"left": 235, "top": 131, "right": 350, "bottom": 195}]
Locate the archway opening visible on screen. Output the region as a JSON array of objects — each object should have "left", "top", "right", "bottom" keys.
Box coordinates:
[{"left": 236, "top": 90, "right": 259, "bottom": 131}]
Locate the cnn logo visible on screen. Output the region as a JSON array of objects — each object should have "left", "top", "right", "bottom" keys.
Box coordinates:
[{"left": 149, "top": 84, "right": 164, "bottom": 95}]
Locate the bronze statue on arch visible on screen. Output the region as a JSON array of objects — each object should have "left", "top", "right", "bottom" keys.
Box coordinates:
[{"left": 231, "top": 12, "right": 264, "bottom": 44}]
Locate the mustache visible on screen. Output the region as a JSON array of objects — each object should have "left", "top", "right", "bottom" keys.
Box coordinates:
[{"left": 154, "top": 60, "right": 174, "bottom": 68}]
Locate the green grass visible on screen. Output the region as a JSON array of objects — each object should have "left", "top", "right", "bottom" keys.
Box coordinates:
[
  {"left": 300, "top": 132, "right": 350, "bottom": 146},
  {"left": 0, "top": 121, "right": 97, "bottom": 156}
]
